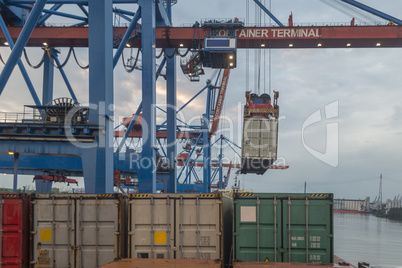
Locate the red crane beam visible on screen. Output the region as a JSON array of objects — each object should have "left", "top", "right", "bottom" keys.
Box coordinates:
[
  {"left": 210, "top": 68, "right": 230, "bottom": 135},
  {"left": 1, "top": 26, "right": 402, "bottom": 48},
  {"left": 114, "top": 130, "right": 208, "bottom": 139}
]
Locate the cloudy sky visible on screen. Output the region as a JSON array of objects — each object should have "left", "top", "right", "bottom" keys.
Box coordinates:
[{"left": 0, "top": 0, "right": 401, "bottom": 200}]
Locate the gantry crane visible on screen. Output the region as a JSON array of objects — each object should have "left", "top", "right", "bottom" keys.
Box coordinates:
[{"left": 0, "top": 0, "right": 401, "bottom": 194}]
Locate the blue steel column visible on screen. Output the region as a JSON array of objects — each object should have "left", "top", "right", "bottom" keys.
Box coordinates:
[
  {"left": 13, "top": 153, "right": 19, "bottom": 193},
  {"left": 202, "top": 114, "right": 211, "bottom": 193},
  {"left": 42, "top": 48, "right": 54, "bottom": 105},
  {"left": 36, "top": 47, "right": 55, "bottom": 193},
  {"left": 165, "top": 1, "right": 176, "bottom": 193},
  {"left": 83, "top": 0, "right": 114, "bottom": 193},
  {"left": 166, "top": 50, "right": 177, "bottom": 193},
  {"left": 0, "top": 0, "right": 48, "bottom": 95},
  {"left": 219, "top": 135, "right": 223, "bottom": 189},
  {"left": 0, "top": 15, "right": 41, "bottom": 106},
  {"left": 138, "top": 0, "right": 156, "bottom": 193}
]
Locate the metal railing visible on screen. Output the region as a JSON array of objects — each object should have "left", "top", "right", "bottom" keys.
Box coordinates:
[{"left": 0, "top": 106, "right": 89, "bottom": 125}]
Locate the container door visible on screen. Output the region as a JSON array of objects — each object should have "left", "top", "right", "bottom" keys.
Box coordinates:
[
  {"left": 76, "top": 196, "right": 121, "bottom": 268},
  {"left": 129, "top": 196, "right": 174, "bottom": 259},
  {"left": 175, "top": 196, "right": 221, "bottom": 260},
  {"left": 234, "top": 196, "right": 282, "bottom": 262},
  {"left": 1, "top": 197, "right": 24, "bottom": 267},
  {"left": 32, "top": 197, "right": 74, "bottom": 268},
  {"left": 242, "top": 118, "right": 260, "bottom": 158},
  {"left": 282, "top": 196, "right": 333, "bottom": 263}
]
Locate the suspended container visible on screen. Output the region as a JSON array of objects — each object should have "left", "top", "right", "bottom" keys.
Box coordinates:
[
  {"left": 233, "top": 193, "right": 333, "bottom": 264},
  {"left": 0, "top": 193, "right": 31, "bottom": 268},
  {"left": 241, "top": 91, "right": 280, "bottom": 175},
  {"left": 30, "top": 194, "right": 125, "bottom": 268},
  {"left": 127, "top": 193, "right": 232, "bottom": 267}
]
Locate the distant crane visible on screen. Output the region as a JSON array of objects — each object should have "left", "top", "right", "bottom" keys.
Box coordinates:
[{"left": 377, "top": 173, "right": 383, "bottom": 208}]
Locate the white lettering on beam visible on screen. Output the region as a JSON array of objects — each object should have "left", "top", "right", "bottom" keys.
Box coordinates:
[{"left": 237, "top": 28, "right": 320, "bottom": 38}]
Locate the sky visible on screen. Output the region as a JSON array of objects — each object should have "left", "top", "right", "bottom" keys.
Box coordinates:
[{"left": 0, "top": 0, "right": 402, "bottom": 200}]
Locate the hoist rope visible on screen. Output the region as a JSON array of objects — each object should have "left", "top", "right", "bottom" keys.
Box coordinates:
[{"left": 246, "top": 0, "right": 250, "bottom": 93}]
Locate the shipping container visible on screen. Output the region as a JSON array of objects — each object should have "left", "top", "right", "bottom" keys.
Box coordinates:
[
  {"left": 233, "top": 261, "right": 334, "bottom": 268},
  {"left": 241, "top": 117, "right": 278, "bottom": 175},
  {"left": 30, "top": 194, "right": 125, "bottom": 268},
  {"left": 100, "top": 258, "right": 222, "bottom": 268},
  {"left": 0, "top": 193, "right": 30, "bottom": 268},
  {"left": 127, "top": 193, "right": 232, "bottom": 266},
  {"left": 233, "top": 193, "right": 333, "bottom": 264}
]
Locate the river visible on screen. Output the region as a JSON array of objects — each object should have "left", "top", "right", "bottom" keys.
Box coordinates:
[{"left": 334, "top": 213, "right": 402, "bottom": 268}]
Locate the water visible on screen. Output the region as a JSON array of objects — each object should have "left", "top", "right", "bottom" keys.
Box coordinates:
[{"left": 335, "top": 213, "right": 402, "bottom": 268}]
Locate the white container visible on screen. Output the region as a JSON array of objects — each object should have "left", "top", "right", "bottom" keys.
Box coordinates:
[
  {"left": 31, "top": 194, "right": 125, "bottom": 268},
  {"left": 127, "top": 193, "right": 232, "bottom": 266}
]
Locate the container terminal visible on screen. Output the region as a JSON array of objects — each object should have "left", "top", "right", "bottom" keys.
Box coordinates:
[{"left": 0, "top": 0, "right": 399, "bottom": 267}]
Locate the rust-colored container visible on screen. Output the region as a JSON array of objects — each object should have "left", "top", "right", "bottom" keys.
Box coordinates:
[
  {"left": 0, "top": 193, "right": 31, "bottom": 268},
  {"left": 100, "top": 258, "right": 222, "bottom": 268}
]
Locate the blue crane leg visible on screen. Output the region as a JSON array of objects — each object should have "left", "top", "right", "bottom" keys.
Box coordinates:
[
  {"left": 36, "top": 180, "right": 53, "bottom": 193},
  {"left": 138, "top": 0, "right": 156, "bottom": 193},
  {"left": 0, "top": 0, "right": 47, "bottom": 95},
  {"left": 84, "top": 0, "right": 114, "bottom": 193},
  {"left": 0, "top": 15, "right": 41, "bottom": 106},
  {"left": 35, "top": 47, "right": 56, "bottom": 193},
  {"left": 202, "top": 114, "right": 211, "bottom": 193},
  {"left": 42, "top": 48, "right": 54, "bottom": 105},
  {"left": 166, "top": 48, "right": 177, "bottom": 193},
  {"left": 12, "top": 153, "right": 19, "bottom": 193}
]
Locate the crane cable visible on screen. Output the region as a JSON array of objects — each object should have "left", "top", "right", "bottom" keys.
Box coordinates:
[
  {"left": 246, "top": 0, "right": 250, "bottom": 93},
  {"left": 319, "top": 0, "right": 377, "bottom": 24}
]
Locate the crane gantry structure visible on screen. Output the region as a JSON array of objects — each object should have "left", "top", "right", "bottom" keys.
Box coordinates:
[{"left": 0, "top": 0, "right": 401, "bottom": 194}]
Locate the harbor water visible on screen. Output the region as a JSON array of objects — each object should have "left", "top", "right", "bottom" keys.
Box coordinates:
[{"left": 334, "top": 213, "right": 402, "bottom": 268}]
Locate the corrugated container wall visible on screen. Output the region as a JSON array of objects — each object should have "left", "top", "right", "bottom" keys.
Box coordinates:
[
  {"left": 241, "top": 118, "right": 278, "bottom": 174},
  {"left": 30, "top": 194, "right": 125, "bottom": 268},
  {"left": 128, "top": 193, "right": 232, "bottom": 267},
  {"left": 0, "top": 194, "right": 30, "bottom": 268},
  {"left": 233, "top": 193, "right": 333, "bottom": 264},
  {"left": 242, "top": 118, "right": 278, "bottom": 159}
]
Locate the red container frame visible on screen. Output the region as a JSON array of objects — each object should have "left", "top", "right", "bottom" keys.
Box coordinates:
[{"left": 0, "top": 194, "right": 30, "bottom": 268}]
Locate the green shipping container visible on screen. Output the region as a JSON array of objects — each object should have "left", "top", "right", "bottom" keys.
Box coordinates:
[{"left": 233, "top": 193, "right": 333, "bottom": 264}]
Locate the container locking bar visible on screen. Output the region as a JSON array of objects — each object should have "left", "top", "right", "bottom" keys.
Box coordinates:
[
  {"left": 256, "top": 196, "right": 260, "bottom": 261},
  {"left": 287, "top": 196, "right": 291, "bottom": 262},
  {"left": 305, "top": 197, "right": 309, "bottom": 263},
  {"left": 179, "top": 196, "right": 184, "bottom": 258},
  {"left": 0, "top": 197, "right": 3, "bottom": 266},
  {"left": 150, "top": 197, "right": 155, "bottom": 259},
  {"left": 273, "top": 196, "right": 277, "bottom": 262},
  {"left": 196, "top": 196, "right": 200, "bottom": 259},
  {"left": 166, "top": 197, "right": 171, "bottom": 259}
]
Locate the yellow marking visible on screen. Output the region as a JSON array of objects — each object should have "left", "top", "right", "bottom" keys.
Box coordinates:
[
  {"left": 154, "top": 232, "right": 167, "bottom": 244},
  {"left": 310, "top": 194, "right": 326, "bottom": 197},
  {"left": 100, "top": 194, "right": 114, "bottom": 197},
  {"left": 40, "top": 229, "right": 52, "bottom": 242},
  {"left": 135, "top": 194, "right": 150, "bottom": 198},
  {"left": 264, "top": 257, "right": 270, "bottom": 262},
  {"left": 240, "top": 193, "right": 254, "bottom": 196},
  {"left": 200, "top": 194, "right": 215, "bottom": 197}
]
